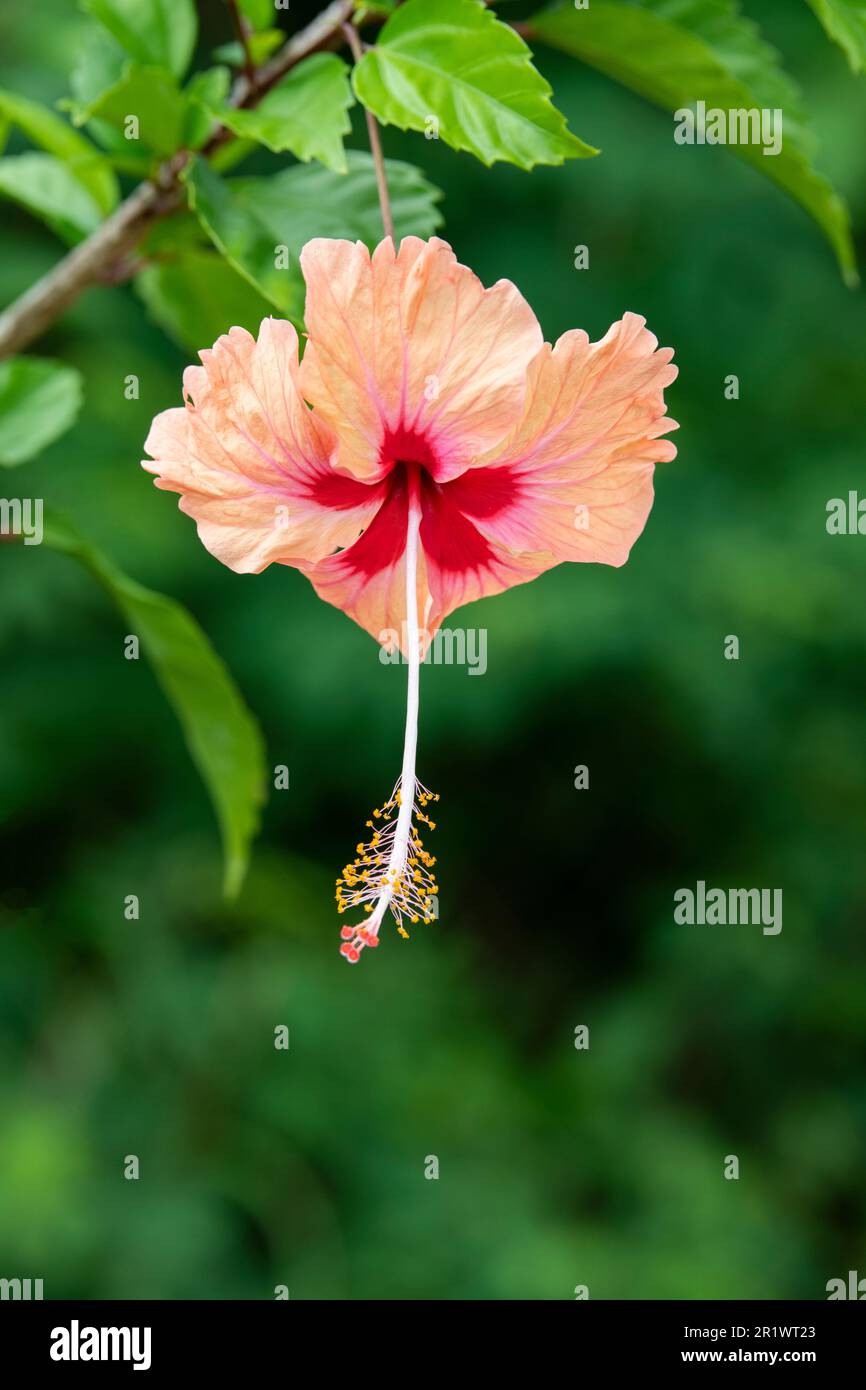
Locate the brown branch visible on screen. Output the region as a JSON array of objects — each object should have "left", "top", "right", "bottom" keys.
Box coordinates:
[
  {"left": 227, "top": 0, "right": 256, "bottom": 84},
  {"left": 0, "top": 0, "right": 356, "bottom": 359}
]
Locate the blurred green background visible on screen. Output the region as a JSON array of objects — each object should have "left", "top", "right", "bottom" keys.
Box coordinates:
[{"left": 2, "top": 0, "right": 866, "bottom": 1299}]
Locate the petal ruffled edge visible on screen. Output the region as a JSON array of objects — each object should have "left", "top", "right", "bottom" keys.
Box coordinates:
[
  {"left": 298, "top": 236, "right": 543, "bottom": 481},
  {"left": 143, "top": 319, "right": 386, "bottom": 574},
  {"left": 452, "top": 314, "right": 678, "bottom": 567}
]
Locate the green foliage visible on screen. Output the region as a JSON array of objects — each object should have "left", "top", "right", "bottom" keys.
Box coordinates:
[
  {"left": 73, "top": 63, "right": 189, "bottom": 158},
  {"left": 183, "top": 67, "right": 232, "bottom": 150},
  {"left": 807, "top": 0, "right": 866, "bottom": 73},
  {"left": 63, "top": 28, "right": 148, "bottom": 170},
  {"left": 0, "top": 357, "right": 83, "bottom": 466},
  {"left": 40, "top": 513, "right": 267, "bottom": 898},
  {"left": 68, "top": 24, "right": 126, "bottom": 113},
  {"left": 239, "top": 0, "right": 281, "bottom": 28},
  {"left": 29, "top": 0, "right": 859, "bottom": 289},
  {"left": 0, "top": 152, "right": 103, "bottom": 244},
  {"left": 133, "top": 210, "right": 277, "bottom": 353},
  {"left": 135, "top": 249, "right": 276, "bottom": 354},
  {"left": 532, "top": 0, "right": 857, "bottom": 284},
  {"left": 241, "top": 151, "right": 445, "bottom": 246},
  {"left": 184, "top": 153, "right": 444, "bottom": 324},
  {"left": 184, "top": 158, "right": 305, "bottom": 320},
  {"left": 353, "top": 0, "right": 597, "bottom": 168},
  {"left": 210, "top": 136, "right": 258, "bottom": 174},
  {"left": 81, "top": 0, "right": 198, "bottom": 79},
  {"left": 0, "top": 88, "right": 118, "bottom": 212},
  {"left": 213, "top": 54, "right": 354, "bottom": 174}
]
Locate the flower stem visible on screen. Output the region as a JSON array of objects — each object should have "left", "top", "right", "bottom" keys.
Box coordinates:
[{"left": 342, "top": 22, "right": 395, "bottom": 243}]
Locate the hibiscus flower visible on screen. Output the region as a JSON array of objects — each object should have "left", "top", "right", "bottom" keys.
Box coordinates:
[{"left": 143, "top": 235, "right": 678, "bottom": 962}]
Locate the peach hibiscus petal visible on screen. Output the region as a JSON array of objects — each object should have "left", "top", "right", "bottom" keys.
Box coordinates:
[
  {"left": 143, "top": 319, "right": 385, "bottom": 573},
  {"left": 418, "top": 477, "right": 558, "bottom": 636},
  {"left": 448, "top": 314, "right": 678, "bottom": 567},
  {"left": 299, "top": 468, "right": 431, "bottom": 650},
  {"left": 298, "top": 236, "right": 544, "bottom": 483}
]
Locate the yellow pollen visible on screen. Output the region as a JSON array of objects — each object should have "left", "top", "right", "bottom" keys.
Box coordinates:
[{"left": 337, "top": 777, "right": 441, "bottom": 946}]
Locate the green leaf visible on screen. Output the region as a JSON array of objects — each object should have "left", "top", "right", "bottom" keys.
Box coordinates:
[
  {"left": 353, "top": 0, "right": 596, "bottom": 169},
  {"left": 0, "top": 152, "right": 103, "bottom": 244},
  {"left": 74, "top": 63, "right": 188, "bottom": 157},
  {"left": 213, "top": 53, "right": 354, "bottom": 173},
  {"left": 65, "top": 27, "right": 140, "bottom": 162},
  {"left": 239, "top": 0, "right": 279, "bottom": 28},
  {"left": 0, "top": 88, "right": 118, "bottom": 213},
  {"left": 532, "top": 1, "right": 857, "bottom": 285},
  {"left": 184, "top": 152, "right": 444, "bottom": 324},
  {"left": 69, "top": 25, "right": 126, "bottom": 109},
  {"left": 135, "top": 248, "right": 277, "bottom": 353},
  {"left": 0, "top": 357, "right": 84, "bottom": 466},
  {"left": 39, "top": 513, "right": 267, "bottom": 897},
  {"left": 183, "top": 66, "right": 231, "bottom": 149},
  {"left": 806, "top": 0, "right": 866, "bottom": 73},
  {"left": 244, "top": 151, "right": 445, "bottom": 246},
  {"left": 81, "top": 0, "right": 198, "bottom": 79},
  {"left": 210, "top": 136, "right": 258, "bottom": 174},
  {"left": 184, "top": 158, "right": 305, "bottom": 320},
  {"left": 138, "top": 210, "right": 209, "bottom": 256}
]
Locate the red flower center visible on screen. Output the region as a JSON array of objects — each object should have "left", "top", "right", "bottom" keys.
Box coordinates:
[{"left": 337, "top": 453, "right": 503, "bottom": 583}]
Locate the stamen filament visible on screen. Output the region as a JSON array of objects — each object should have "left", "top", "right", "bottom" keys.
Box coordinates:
[
  {"left": 337, "top": 467, "right": 439, "bottom": 963},
  {"left": 382, "top": 469, "right": 422, "bottom": 917}
]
